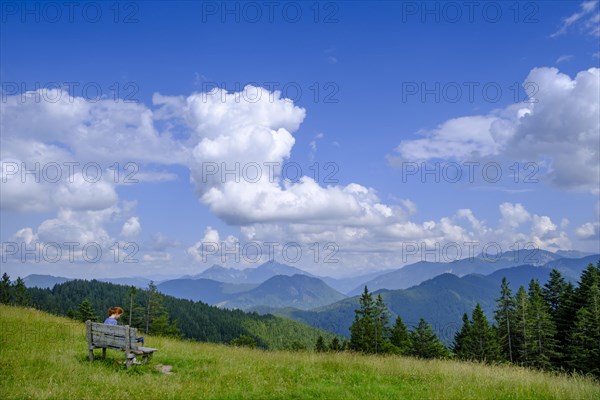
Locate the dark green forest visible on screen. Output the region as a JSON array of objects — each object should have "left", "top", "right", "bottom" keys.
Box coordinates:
[
  {"left": 0, "top": 274, "right": 335, "bottom": 350},
  {"left": 340, "top": 262, "right": 599, "bottom": 377}
]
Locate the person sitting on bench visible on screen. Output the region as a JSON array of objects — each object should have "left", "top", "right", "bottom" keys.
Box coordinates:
[{"left": 104, "top": 306, "right": 144, "bottom": 346}]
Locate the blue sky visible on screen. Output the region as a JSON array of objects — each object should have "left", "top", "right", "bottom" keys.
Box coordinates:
[{"left": 1, "top": 1, "right": 599, "bottom": 279}]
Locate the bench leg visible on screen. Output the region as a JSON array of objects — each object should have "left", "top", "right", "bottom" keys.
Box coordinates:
[
  {"left": 102, "top": 348, "right": 106, "bottom": 359},
  {"left": 126, "top": 353, "right": 134, "bottom": 369},
  {"left": 88, "top": 348, "right": 94, "bottom": 362},
  {"left": 142, "top": 353, "right": 152, "bottom": 364}
]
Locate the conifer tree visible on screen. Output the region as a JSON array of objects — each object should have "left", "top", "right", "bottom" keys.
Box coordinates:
[
  {"left": 77, "top": 298, "right": 98, "bottom": 322},
  {"left": 568, "top": 286, "right": 600, "bottom": 376},
  {"left": 231, "top": 335, "right": 257, "bottom": 348},
  {"left": 0, "top": 273, "right": 12, "bottom": 304},
  {"left": 349, "top": 288, "right": 393, "bottom": 354},
  {"left": 494, "top": 277, "right": 516, "bottom": 362},
  {"left": 390, "top": 316, "right": 411, "bottom": 355},
  {"left": 349, "top": 286, "right": 376, "bottom": 353},
  {"left": 373, "top": 294, "right": 389, "bottom": 354},
  {"left": 555, "top": 280, "right": 575, "bottom": 335},
  {"left": 567, "top": 263, "right": 600, "bottom": 375},
  {"left": 452, "top": 313, "right": 473, "bottom": 360},
  {"left": 13, "top": 277, "right": 29, "bottom": 307},
  {"left": 526, "top": 279, "right": 558, "bottom": 369},
  {"left": 408, "top": 318, "right": 448, "bottom": 359},
  {"left": 329, "top": 337, "right": 341, "bottom": 352},
  {"left": 143, "top": 281, "right": 179, "bottom": 336},
  {"left": 470, "top": 303, "right": 501, "bottom": 362},
  {"left": 349, "top": 314, "right": 364, "bottom": 351},
  {"left": 573, "top": 263, "right": 600, "bottom": 310},
  {"left": 513, "top": 286, "right": 529, "bottom": 364},
  {"left": 542, "top": 269, "right": 571, "bottom": 365},
  {"left": 340, "top": 340, "right": 349, "bottom": 352},
  {"left": 542, "top": 269, "right": 568, "bottom": 316},
  {"left": 315, "top": 335, "right": 326, "bottom": 352}
]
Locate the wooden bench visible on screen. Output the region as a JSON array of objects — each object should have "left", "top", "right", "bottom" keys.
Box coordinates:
[{"left": 86, "top": 320, "right": 158, "bottom": 368}]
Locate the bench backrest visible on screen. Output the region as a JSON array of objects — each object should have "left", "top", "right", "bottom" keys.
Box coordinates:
[{"left": 86, "top": 320, "right": 139, "bottom": 351}]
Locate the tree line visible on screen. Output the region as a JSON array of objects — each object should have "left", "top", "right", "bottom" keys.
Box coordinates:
[
  {"left": 317, "top": 262, "right": 599, "bottom": 377},
  {"left": 0, "top": 274, "right": 179, "bottom": 336},
  {"left": 0, "top": 275, "right": 334, "bottom": 350},
  {"left": 454, "top": 262, "right": 600, "bottom": 376},
  {"left": 333, "top": 287, "right": 448, "bottom": 358},
  {"left": 2, "top": 261, "right": 598, "bottom": 376}
]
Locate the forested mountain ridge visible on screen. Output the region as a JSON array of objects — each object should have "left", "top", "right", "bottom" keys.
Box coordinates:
[
  {"left": 0, "top": 276, "right": 336, "bottom": 350},
  {"left": 269, "top": 258, "right": 600, "bottom": 345},
  {"left": 216, "top": 274, "right": 347, "bottom": 310}
]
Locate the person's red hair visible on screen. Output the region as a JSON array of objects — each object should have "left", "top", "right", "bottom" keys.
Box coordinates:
[{"left": 108, "top": 306, "right": 124, "bottom": 316}]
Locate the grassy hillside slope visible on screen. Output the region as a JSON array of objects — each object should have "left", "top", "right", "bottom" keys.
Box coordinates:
[
  {"left": 25, "top": 278, "right": 337, "bottom": 350},
  {"left": 1, "top": 305, "right": 598, "bottom": 400}
]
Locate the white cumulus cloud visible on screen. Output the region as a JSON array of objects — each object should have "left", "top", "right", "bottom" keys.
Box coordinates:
[
  {"left": 392, "top": 67, "right": 600, "bottom": 192},
  {"left": 121, "top": 217, "right": 141, "bottom": 238}
]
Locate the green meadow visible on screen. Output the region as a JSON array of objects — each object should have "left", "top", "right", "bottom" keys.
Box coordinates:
[{"left": 1, "top": 305, "right": 598, "bottom": 400}]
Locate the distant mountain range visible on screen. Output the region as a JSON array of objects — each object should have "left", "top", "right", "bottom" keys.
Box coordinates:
[
  {"left": 346, "top": 249, "right": 568, "bottom": 296},
  {"left": 98, "top": 277, "right": 151, "bottom": 288},
  {"left": 555, "top": 250, "right": 595, "bottom": 258},
  {"left": 183, "top": 261, "right": 314, "bottom": 284},
  {"left": 538, "top": 255, "right": 600, "bottom": 281},
  {"left": 23, "top": 274, "right": 70, "bottom": 289},
  {"left": 158, "top": 274, "right": 346, "bottom": 310},
  {"left": 157, "top": 279, "right": 258, "bottom": 304},
  {"left": 20, "top": 251, "right": 599, "bottom": 334},
  {"left": 266, "top": 255, "right": 599, "bottom": 345},
  {"left": 183, "top": 262, "right": 395, "bottom": 295},
  {"left": 320, "top": 269, "right": 396, "bottom": 294},
  {"left": 216, "top": 274, "right": 347, "bottom": 310}
]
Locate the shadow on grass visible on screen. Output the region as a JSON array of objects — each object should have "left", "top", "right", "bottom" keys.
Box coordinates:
[{"left": 77, "top": 353, "right": 157, "bottom": 375}]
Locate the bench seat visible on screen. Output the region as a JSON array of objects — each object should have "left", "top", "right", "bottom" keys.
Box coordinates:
[{"left": 86, "top": 320, "right": 158, "bottom": 368}]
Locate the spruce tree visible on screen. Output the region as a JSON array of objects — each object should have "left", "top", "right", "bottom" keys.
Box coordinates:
[
  {"left": 373, "top": 294, "right": 389, "bottom": 354},
  {"left": 349, "top": 286, "right": 376, "bottom": 353},
  {"left": 567, "top": 263, "right": 600, "bottom": 376},
  {"left": 77, "top": 298, "right": 98, "bottom": 322},
  {"left": 329, "top": 337, "right": 341, "bottom": 352},
  {"left": 568, "top": 286, "right": 600, "bottom": 376},
  {"left": 349, "top": 314, "right": 364, "bottom": 352},
  {"left": 0, "top": 273, "right": 12, "bottom": 304},
  {"left": 452, "top": 313, "right": 473, "bottom": 360},
  {"left": 231, "top": 335, "right": 257, "bottom": 348},
  {"left": 315, "top": 335, "right": 326, "bottom": 352},
  {"left": 542, "top": 269, "right": 570, "bottom": 366},
  {"left": 390, "top": 316, "right": 411, "bottom": 355},
  {"left": 144, "top": 281, "right": 179, "bottom": 336},
  {"left": 573, "top": 263, "right": 600, "bottom": 310},
  {"left": 408, "top": 318, "right": 448, "bottom": 359},
  {"left": 470, "top": 303, "right": 500, "bottom": 362},
  {"left": 513, "top": 286, "right": 529, "bottom": 364},
  {"left": 494, "top": 277, "right": 516, "bottom": 362},
  {"left": 341, "top": 340, "right": 349, "bottom": 352},
  {"left": 542, "top": 269, "right": 568, "bottom": 316},
  {"left": 13, "top": 277, "right": 29, "bottom": 307},
  {"left": 526, "top": 279, "right": 558, "bottom": 369},
  {"left": 554, "top": 281, "right": 575, "bottom": 364}
]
